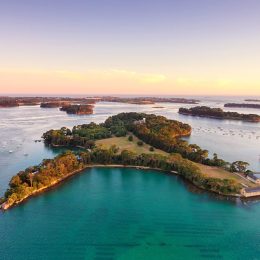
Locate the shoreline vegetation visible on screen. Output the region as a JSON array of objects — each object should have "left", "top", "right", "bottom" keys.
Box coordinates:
[
  {"left": 0, "top": 150, "right": 242, "bottom": 210},
  {"left": 0, "top": 162, "right": 178, "bottom": 210},
  {"left": 179, "top": 106, "right": 260, "bottom": 122},
  {"left": 1, "top": 112, "right": 256, "bottom": 210}
]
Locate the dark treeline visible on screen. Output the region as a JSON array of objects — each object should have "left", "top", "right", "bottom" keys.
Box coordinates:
[
  {"left": 0, "top": 98, "right": 19, "bottom": 107},
  {"left": 224, "top": 103, "right": 260, "bottom": 109},
  {"left": 60, "top": 104, "right": 94, "bottom": 115},
  {"left": 100, "top": 96, "right": 200, "bottom": 104},
  {"left": 179, "top": 106, "right": 260, "bottom": 122},
  {"left": 42, "top": 123, "right": 111, "bottom": 148},
  {"left": 245, "top": 99, "right": 260, "bottom": 102},
  {"left": 40, "top": 102, "right": 69, "bottom": 108},
  {"left": 1, "top": 148, "right": 241, "bottom": 209}
]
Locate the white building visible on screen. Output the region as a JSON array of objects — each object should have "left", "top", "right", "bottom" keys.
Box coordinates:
[
  {"left": 134, "top": 118, "right": 146, "bottom": 125},
  {"left": 247, "top": 173, "right": 260, "bottom": 184}
]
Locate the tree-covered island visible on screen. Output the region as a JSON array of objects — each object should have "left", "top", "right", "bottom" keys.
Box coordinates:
[
  {"left": 179, "top": 106, "right": 260, "bottom": 122},
  {"left": 1, "top": 112, "right": 256, "bottom": 210},
  {"left": 60, "top": 104, "right": 94, "bottom": 115},
  {"left": 224, "top": 103, "right": 260, "bottom": 109}
]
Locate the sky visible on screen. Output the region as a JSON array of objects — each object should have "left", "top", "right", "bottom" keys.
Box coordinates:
[{"left": 0, "top": 0, "right": 260, "bottom": 96}]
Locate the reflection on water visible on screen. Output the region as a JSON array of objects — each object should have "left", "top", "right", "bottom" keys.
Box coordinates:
[{"left": 0, "top": 168, "right": 260, "bottom": 259}]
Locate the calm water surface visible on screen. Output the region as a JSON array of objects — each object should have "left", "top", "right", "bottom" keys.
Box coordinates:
[
  {"left": 1, "top": 167, "right": 260, "bottom": 260},
  {"left": 0, "top": 97, "right": 260, "bottom": 259}
]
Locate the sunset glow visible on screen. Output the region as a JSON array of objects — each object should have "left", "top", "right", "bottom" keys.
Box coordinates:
[{"left": 0, "top": 0, "right": 260, "bottom": 95}]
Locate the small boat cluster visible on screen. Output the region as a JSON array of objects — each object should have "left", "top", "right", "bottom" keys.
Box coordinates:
[{"left": 192, "top": 126, "right": 260, "bottom": 140}]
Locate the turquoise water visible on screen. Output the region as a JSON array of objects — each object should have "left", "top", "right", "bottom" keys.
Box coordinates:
[
  {"left": 1, "top": 167, "right": 260, "bottom": 260},
  {"left": 0, "top": 98, "right": 260, "bottom": 259}
]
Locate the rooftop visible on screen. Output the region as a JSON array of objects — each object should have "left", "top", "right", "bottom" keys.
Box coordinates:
[
  {"left": 247, "top": 173, "right": 259, "bottom": 181},
  {"left": 244, "top": 187, "right": 260, "bottom": 193}
]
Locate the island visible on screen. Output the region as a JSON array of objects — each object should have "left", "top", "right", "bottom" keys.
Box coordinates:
[
  {"left": 0, "top": 96, "right": 98, "bottom": 108},
  {"left": 1, "top": 112, "right": 257, "bottom": 210},
  {"left": 179, "top": 106, "right": 260, "bottom": 122},
  {"left": 99, "top": 96, "right": 200, "bottom": 104},
  {"left": 60, "top": 104, "right": 94, "bottom": 115},
  {"left": 245, "top": 99, "right": 260, "bottom": 102},
  {"left": 224, "top": 103, "right": 260, "bottom": 109}
]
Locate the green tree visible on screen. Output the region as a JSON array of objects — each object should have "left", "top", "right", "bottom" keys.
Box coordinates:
[
  {"left": 230, "top": 161, "right": 249, "bottom": 173},
  {"left": 137, "top": 141, "right": 143, "bottom": 146}
]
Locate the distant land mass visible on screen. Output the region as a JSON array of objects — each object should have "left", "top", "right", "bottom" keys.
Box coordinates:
[
  {"left": 98, "top": 96, "right": 200, "bottom": 104},
  {"left": 0, "top": 97, "right": 19, "bottom": 107},
  {"left": 245, "top": 99, "right": 260, "bottom": 102},
  {"left": 40, "top": 102, "right": 70, "bottom": 108},
  {"left": 179, "top": 106, "right": 260, "bottom": 122},
  {"left": 225, "top": 103, "right": 260, "bottom": 109},
  {"left": 0, "top": 96, "right": 97, "bottom": 107},
  {"left": 0, "top": 96, "right": 199, "bottom": 108}
]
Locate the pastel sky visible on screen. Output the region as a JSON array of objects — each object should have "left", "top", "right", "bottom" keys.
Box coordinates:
[{"left": 0, "top": 0, "right": 260, "bottom": 95}]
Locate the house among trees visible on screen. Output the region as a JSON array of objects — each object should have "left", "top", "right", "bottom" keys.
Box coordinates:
[
  {"left": 134, "top": 118, "right": 146, "bottom": 125},
  {"left": 247, "top": 173, "right": 260, "bottom": 184}
]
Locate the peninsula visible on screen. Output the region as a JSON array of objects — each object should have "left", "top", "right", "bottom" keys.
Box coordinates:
[
  {"left": 1, "top": 112, "right": 256, "bottom": 210},
  {"left": 179, "top": 106, "right": 260, "bottom": 122}
]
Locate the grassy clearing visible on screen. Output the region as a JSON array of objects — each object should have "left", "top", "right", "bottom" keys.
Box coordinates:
[
  {"left": 96, "top": 134, "right": 256, "bottom": 188},
  {"left": 197, "top": 164, "right": 255, "bottom": 187},
  {"left": 96, "top": 135, "right": 168, "bottom": 156}
]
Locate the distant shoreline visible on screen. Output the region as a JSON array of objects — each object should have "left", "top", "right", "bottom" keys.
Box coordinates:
[
  {"left": 179, "top": 106, "right": 260, "bottom": 123},
  {"left": 224, "top": 103, "right": 260, "bottom": 109}
]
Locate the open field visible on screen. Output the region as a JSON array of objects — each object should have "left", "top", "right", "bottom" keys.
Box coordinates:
[
  {"left": 97, "top": 135, "right": 257, "bottom": 188},
  {"left": 197, "top": 164, "right": 256, "bottom": 187},
  {"left": 96, "top": 135, "right": 168, "bottom": 156}
]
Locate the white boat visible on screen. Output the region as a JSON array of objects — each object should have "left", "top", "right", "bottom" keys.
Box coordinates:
[{"left": 9, "top": 150, "right": 13, "bottom": 153}]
